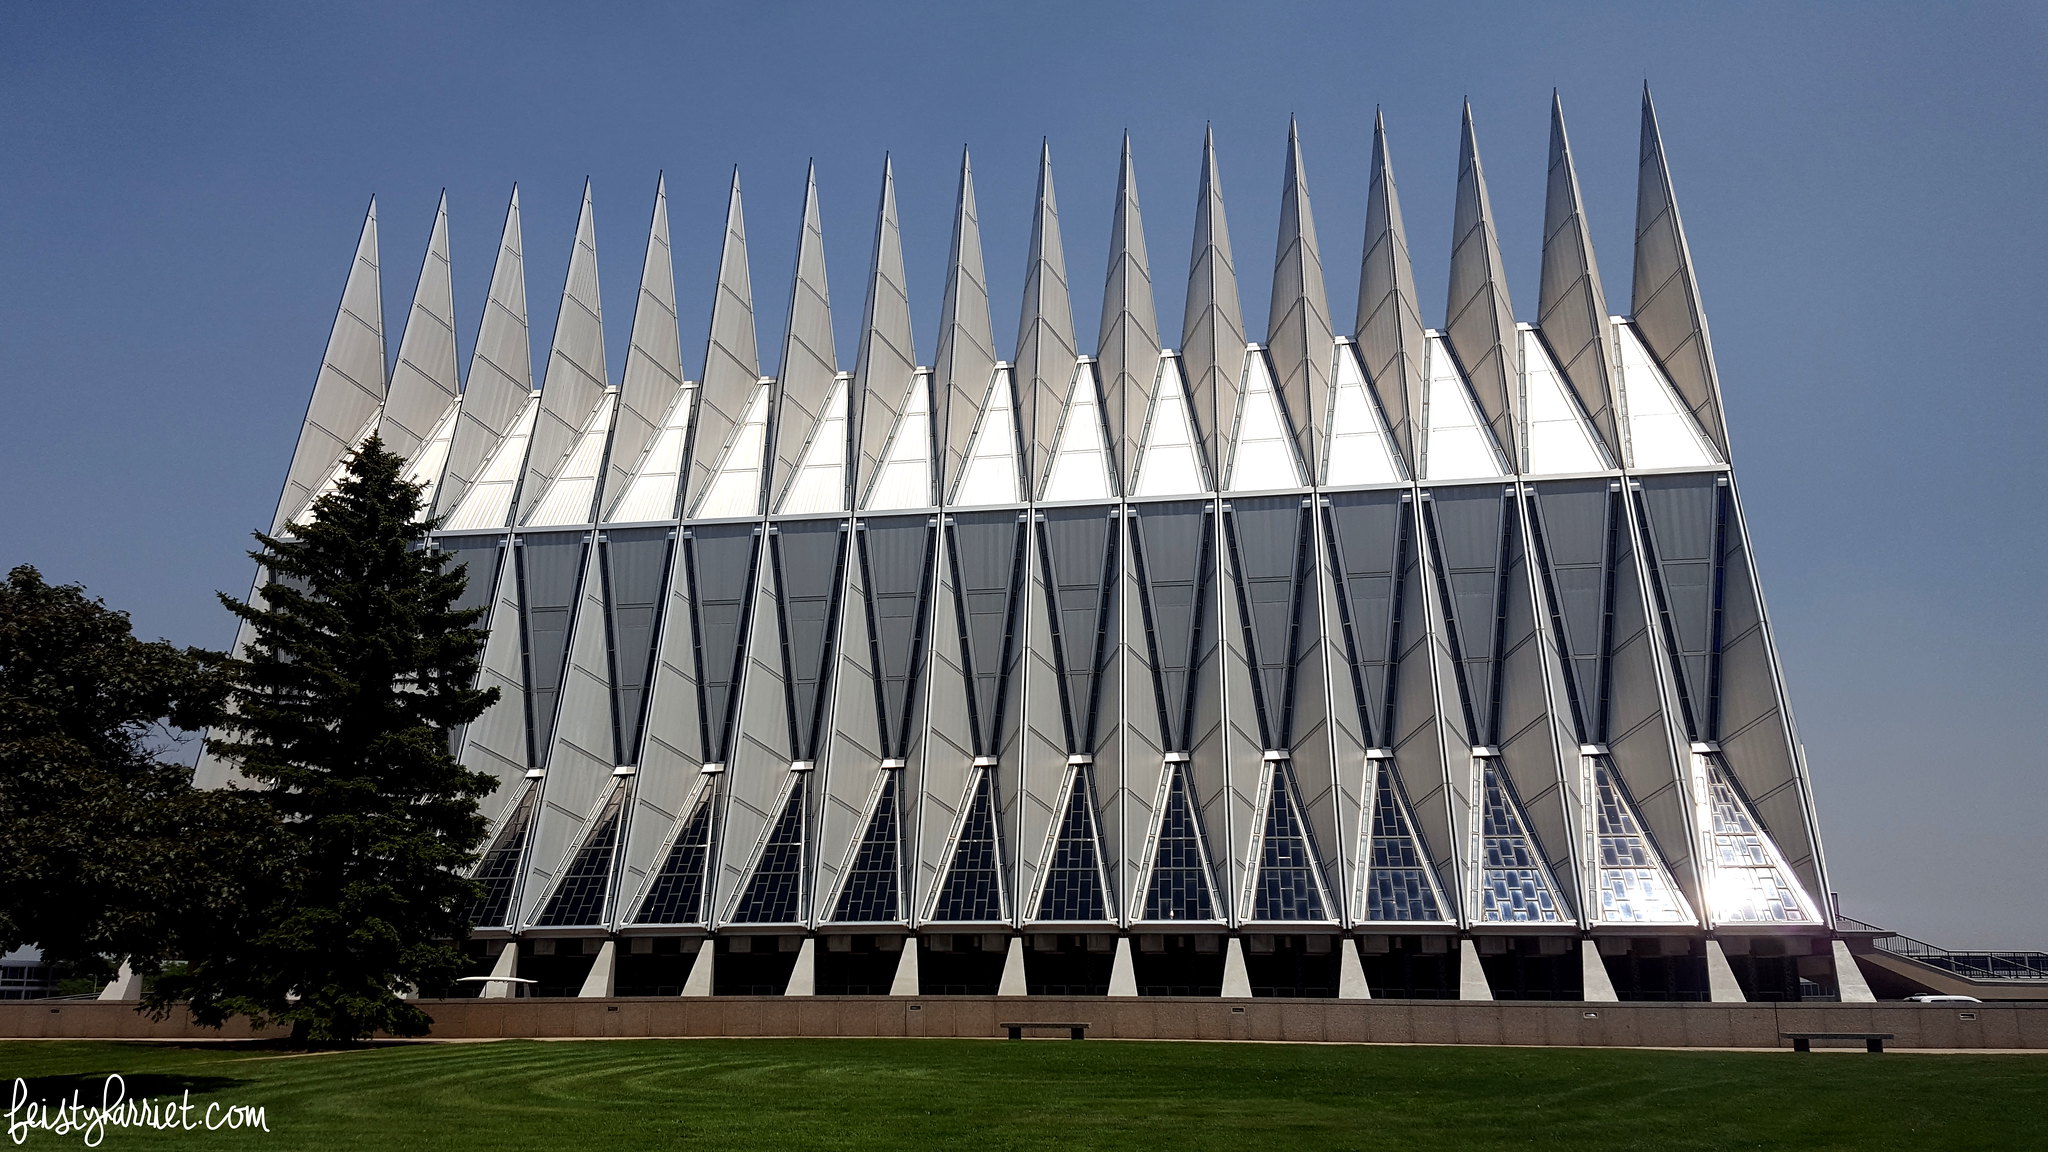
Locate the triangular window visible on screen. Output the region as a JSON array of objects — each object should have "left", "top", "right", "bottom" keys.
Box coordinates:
[
  {"left": 537, "top": 785, "right": 627, "bottom": 927},
  {"left": 930, "top": 770, "right": 1006, "bottom": 921},
  {"left": 1035, "top": 772, "right": 1109, "bottom": 920},
  {"left": 831, "top": 774, "right": 902, "bottom": 922},
  {"left": 1478, "top": 763, "right": 1569, "bottom": 923},
  {"left": 1249, "top": 763, "right": 1328, "bottom": 920},
  {"left": 731, "top": 778, "right": 807, "bottom": 923},
  {"left": 1141, "top": 765, "right": 1218, "bottom": 921},
  {"left": 1361, "top": 767, "right": 1447, "bottom": 921},
  {"left": 634, "top": 792, "right": 716, "bottom": 924}
]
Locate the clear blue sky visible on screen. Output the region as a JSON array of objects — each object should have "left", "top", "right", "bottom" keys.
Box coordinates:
[{"left": 4, "top": 1, "right": 2043, "bottom": 946}]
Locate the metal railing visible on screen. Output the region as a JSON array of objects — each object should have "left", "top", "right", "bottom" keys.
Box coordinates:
[{"left": 1840, "top": 915, "right": 2048, "bottom": 982}]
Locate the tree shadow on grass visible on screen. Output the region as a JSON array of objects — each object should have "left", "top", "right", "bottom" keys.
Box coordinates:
[{"left": 10, "top": 1072, "right": 250, "bottom": 1104}]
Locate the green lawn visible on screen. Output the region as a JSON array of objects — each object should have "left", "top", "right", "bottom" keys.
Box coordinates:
[{"left": 2, "top": 1038, "right": 2043, "bottom": 1150}]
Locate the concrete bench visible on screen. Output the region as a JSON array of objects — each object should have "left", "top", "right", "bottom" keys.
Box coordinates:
[
  {"left": 1001, "top": 1021, "right": 1089, "bottom": 1041},
  {"left": 1781, "top": 1031, "right": 1894, "bottom": 1053}
]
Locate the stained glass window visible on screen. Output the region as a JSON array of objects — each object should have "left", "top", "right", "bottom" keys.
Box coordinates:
[
  {"left": 1593, "top": 761, "right": 1690, "bottom": 924},
  {"left": 1362, "top": 769, "right": 1445, "bottom": 921},
  {"left": 731, "top": 780, "right": 807, "bottom": 923},
  {"left": 931, "top": 770, "right": 1005, "bottom": 920},
  {"left": 1704, "top": 757, "right": 1817, "bottom": 924},
  {"left": 634, "top": 794, "right": 715, "bottom": 924},
  {"left": 465, "top": 784, "right": 538, "bottom": 928},
  {"left": 1478, "top": 764, "right": 1568, "bottom": 923},
  {"left": 536, "top": 786, "right": 626, "bottom": 926},
  {"left": 1141, "top": 766, "right": 1217, "bottom": 921},
  {"left": 831, "top": 775, "right": 901, "bottom": 922},
  {"left": 1250, "top": 766, "right": 1327, "bottom": 920},
  {"left": 1036, "top": 773, "right": 1108, "bottom": 921}
]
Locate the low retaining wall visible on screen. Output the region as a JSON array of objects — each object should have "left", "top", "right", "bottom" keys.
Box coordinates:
[{"left": 6, "top": 998, "right": 2044, "bottom": 1049}]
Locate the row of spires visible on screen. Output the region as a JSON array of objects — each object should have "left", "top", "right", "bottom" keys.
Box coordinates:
[{"left": 276, "top": 88, "right": 1724, "bottom": 538}]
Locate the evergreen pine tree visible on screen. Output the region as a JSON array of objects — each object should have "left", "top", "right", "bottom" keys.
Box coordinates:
[{"left": 165, "top": 436, "right": 499, "bottom": 1042}]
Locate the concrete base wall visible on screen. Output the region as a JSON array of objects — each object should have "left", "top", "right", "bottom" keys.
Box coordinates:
[{"left": 6, "top": 999, "right": 2044, "bottom": 1049}]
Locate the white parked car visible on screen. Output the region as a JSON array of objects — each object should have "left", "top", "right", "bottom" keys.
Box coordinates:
[{"left": 1904, "top": 994, "right": 1982, "bottom": 1003}]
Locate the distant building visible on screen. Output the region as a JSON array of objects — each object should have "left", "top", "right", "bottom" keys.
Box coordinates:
[
  {"left": 200, "top": 91, "right": 1868, "bottom": 1006},
  {"left": 1, "top": 947, "right": 52, "bottom": 1000}
]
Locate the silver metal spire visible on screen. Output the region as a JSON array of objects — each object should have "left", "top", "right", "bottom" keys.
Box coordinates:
[
  {"left": 1267, "top": 117, "right": 1332, "bottom": 482},
  {"left": 1181, "top": 125, "right": 1245, "bottom": 489},
  {"left": 1097, "top": 132, "right": 1159, "bottom": 490},
  {"left": 1538, "top": 93, "right": 1621, "bottom": 463},
  {"left": 1632, "top": 84, "right": 1731, "bottom": 456},
  {"left": 1443, "top": 102, "right": 1521, "bottom": 473}
]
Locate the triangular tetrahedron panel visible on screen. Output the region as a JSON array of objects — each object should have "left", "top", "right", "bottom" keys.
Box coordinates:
[
  {"left": 1538, "top": 97, "right": 1621, "bottom": 461},
  {"left": 945, "top": 512, "right": 1027, "bottom": 757},
  {"left": 514, "top": 532, "right": 588, "bottom": 765},
  {"left": 1321, "top": 490, "right": 1411, "bottom": 749},
  {"left": 1249, "top": 763, "right": 1329, "bottom": 921},
  {"left": 1037, "top": 506, "right": 1118, "bottom": 752},
  {"left": 1141, "top": 765, "right": 1218, "bottom": 921},
  {"left": 935, "top": 151, "right": 999, "bottom": 501},
  {"left": 1098, "top": 135, "right": 1159, "bottom": 490},
  {"left": 1442, "top": 108, "right": 1520, "bottom": 473},
  {"left": 731, "top": 778, "right": 807, "bottom": 923},
  {"left": 444, "top": 393, "right": 540, "bottom": 531},
  {"left": 952, "top": 368, "right": 1024, "bottom": 506},
  {"left": 1523, "top": 480, "right": 1620, "bottom": 742},
  {"left": 526, "top": 391, "right": 618, "bottom": 526},
  {"left": 1361, "top": 766, "right": 1447, "bottom": 922},
  {"left": 1182, "top": 128, "right": 1244, "bottom": 491},
  {"left": 465, "top": 782, "right": 539, "bottom": 928},
  {"left": 1422, "top": 486, "right": 1515, "bottom": 744},
  {"left": 520, "top": 184, "right": 610, "bottom": 525},
  {"left": 1478, "top": 763, "right": 1569, "bottom": 923},
  {"left": 1128, "top": 503, "right": 1214, "bottom": 752},
  {"left": 1015, "top": 143, "right": 1078, "bottom": 494},
  {"left": 1355, "top": 112, "right": 1425, "bottom": 473},
  {"left": 857, "top": 518, "right": 937, "bottom": 760},
  {"left": 277, "top": 202, "right": 385, "bottom": 535},
  {"left": 537, "top": 784, "right": 628, "bottom": 926},
  {"left": 402, "top": 400, "right": 459, "bottom": 520},
  {"left": 777, "top": 376, "right": 851, "bottom": 515},
  {"left": 1224, "top": 353, "right": 1305, "bottom": 492},
  {"left": 1131, "top": 357, "right": 1209, "bottom": 497},
  {"left": 684, "top": 523, "right": 762, "bottom": 763},
  {"left": 1593, "top": 761, "right": 1691, "bottom": 924},
  {"left": 437, "top": 190, "right": 530, "bottom": 522},
  {"left": 771, "top": 519, "right": 848, "bottom": 761},
  {"left": 930, "top": 770, "right": 1006, "bottom": 921},
  {"left": 599, "top": 527, "right": 672, "bottom": 765},
  {"left": 854, "top": 159, "right": 918, "bottom": 503},
  {"left": 607, "top": 386, "right": 694, "bottom": 524},
  {"left": 1040, "top": 361, "right": 1116, "bottom": 502},
  {"left": 684, "top": 172, "right": 763, "bottom": 517},
  {"left": 863, "top": 374, "right": 936, "bottom": 511},
  {"left": 1520, "top": 330, "right": 1610, "bottom": 475},
  {"left": 1616, "top": 322, "right": 1720, "bottom": 470},
  {"left": 1632, "top": 90, "right": 1730, "bottom": 456},
  {"left": 831, "top": 773, "right": 903, "bottom": 922},
  {"left": 1631, "top": 473, "right": 1726, "bottom": 738},
  {"left": 693, "top": 382, "right": 772, "bottom": 519},
  {"left": 1035, "top": 770, "right": 1110, "bottom": 921},
  {"left": 608, "top": 176, "right": 684, "bottom": 514},
  {"left": 1420, "top": 335, "right": 1508, "bottom": 482},
  {"left": 1267, "top": 120, "right": 1333, "bottom": 482},
  {"left": 1324, "top": 344, "right": 1403, "bottom": 487},
  {"left": 1702, "top": 756, "right": 1820, "bottom": 924},
  {"left": 381, "top": 195, "right": 460, "bottom": 463},
  {"left": 772, "top": 165, "right": 840, "bottom": 514},
  {"left": 634, "top": 791, "right": 717, "bottom": 924},
  {"left": 1222, "top": 496, "right": 1313, "bottom": 748}
]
